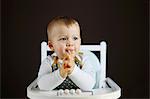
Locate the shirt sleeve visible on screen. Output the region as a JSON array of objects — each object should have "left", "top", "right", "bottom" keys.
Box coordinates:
[
  {"left": 37, "top": 56, "right": 65, "bottom": 90},
  {"left": 69, "top": 51, "right": 100, "bottom": 91}
]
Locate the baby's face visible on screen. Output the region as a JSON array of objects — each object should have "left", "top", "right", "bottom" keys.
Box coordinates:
[{"left": 48, "top": 24, "right": 81, "bottom": 59}]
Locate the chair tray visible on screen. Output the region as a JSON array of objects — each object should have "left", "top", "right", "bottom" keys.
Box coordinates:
[{"left": 27, "top": 77, "right": 121, "bottom": 99}]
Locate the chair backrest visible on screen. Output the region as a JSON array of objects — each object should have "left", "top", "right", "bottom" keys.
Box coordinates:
[{"left": 41, "top": 41, "right": 107, "bottom": 88}]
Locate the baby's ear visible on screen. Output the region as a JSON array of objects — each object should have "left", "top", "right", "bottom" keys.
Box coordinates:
[{"left": 48, "top": 41, "right": 54, "bottom": 51}]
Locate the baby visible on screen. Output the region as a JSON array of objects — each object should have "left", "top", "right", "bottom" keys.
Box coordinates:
[{"left": 37, "top": 16, "right": 100, "bottom": 91}]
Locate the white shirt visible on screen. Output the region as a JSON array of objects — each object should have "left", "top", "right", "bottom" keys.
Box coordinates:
[{"left": 37, "top": 50, "right": 100, "bottom": 91}]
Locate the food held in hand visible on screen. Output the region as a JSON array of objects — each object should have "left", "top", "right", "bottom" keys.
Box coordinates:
[{"left": 64, "top": 63, "right": 70, "bottom": 69}]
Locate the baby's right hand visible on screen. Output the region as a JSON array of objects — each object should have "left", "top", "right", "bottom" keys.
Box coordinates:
[
  {"left": 59, "top": 53, "right": 74, "bottom": 78},
  {"left": 59, "top": 54, "right": 70, "bottom": 78},
  {"left": 59, "top": 62, "right": 68, "bottom": 78}
]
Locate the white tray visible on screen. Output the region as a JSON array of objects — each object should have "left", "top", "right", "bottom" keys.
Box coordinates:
[{"left": 27, "top": 77, "right": 121, "bottom": 99}]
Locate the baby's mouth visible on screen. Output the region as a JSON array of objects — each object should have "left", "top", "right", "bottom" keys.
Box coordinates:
[
  {"left": 65, "top": 49, "right": 69, "bottom": 53},
  {"left": 65, "top": 49, "right": 74, "bottom": 53}
]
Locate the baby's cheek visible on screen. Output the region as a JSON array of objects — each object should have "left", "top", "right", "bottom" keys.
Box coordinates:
[
  {"left": 58, "top": 48, "right": 65, "bottom": 56},
  {"left": 58, "top": 47, "right": 64, "bottom": 53}
]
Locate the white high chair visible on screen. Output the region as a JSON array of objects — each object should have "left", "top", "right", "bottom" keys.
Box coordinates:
[{"left": 27, "top": 41, "right": 121, "bottom": 99}]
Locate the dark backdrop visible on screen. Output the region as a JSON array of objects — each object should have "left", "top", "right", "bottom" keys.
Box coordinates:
[{"left": 1, "top": 0, "right": 149, "bottom": 98}]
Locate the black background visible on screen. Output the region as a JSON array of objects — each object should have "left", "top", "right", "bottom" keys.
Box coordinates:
[{"left": 1, "top": 0, "right": 149, "bottom": 98}]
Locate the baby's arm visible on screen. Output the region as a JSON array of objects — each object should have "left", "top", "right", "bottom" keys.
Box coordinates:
[{"left": 37, "top": 56, "right": 65, "bottom": 90}]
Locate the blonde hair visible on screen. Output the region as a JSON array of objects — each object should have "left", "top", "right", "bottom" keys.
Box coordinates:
[{"left": 47, "top": 16, "right": 80, "bottom": 40}]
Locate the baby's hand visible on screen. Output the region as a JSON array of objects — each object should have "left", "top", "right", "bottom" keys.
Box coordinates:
[
  {"left": 59, "top": 64, "right": 68, "bottom": 78},
  {"left": 59, "top": 51, "right": 75, "bottom": 78},
  {"left": 64, "top": 54, "right": 75, "bottom": 75}
]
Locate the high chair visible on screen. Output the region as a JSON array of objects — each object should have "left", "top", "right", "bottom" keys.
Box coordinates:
[{"left": 27, "top": 41, "right": 121, "bottom": 99}]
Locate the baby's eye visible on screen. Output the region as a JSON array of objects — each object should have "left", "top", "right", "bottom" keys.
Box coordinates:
[
  {"left": 73, "top": 37, "right": 78, "bottom": 40},
  {"left": 59, "top": 38, "right": 67, "bottom": 41}
]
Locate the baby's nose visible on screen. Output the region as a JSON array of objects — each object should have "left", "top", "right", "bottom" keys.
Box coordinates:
[
  {"left": 66, "top": 39, "right": 73, "bottom": 46},
  {"left": 66, "top": 42, "right": 73, "bottom": 46}
]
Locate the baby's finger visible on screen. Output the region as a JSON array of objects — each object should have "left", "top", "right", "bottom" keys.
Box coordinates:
[{"left": 63, "top": 54, "right": 69, "bottom": 61}]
